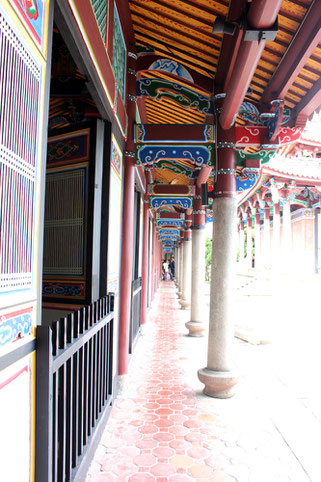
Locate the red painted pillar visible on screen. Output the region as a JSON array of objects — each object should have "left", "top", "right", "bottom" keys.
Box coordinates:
[
  {"left": 118, "top": 48, "right": 137, "bottom": 375},
  {"left": 140, "top": 198, "right": 149, "bottom": 325},
  {"left": 150, "top": 220, "right": 155, "bottom": 300}
]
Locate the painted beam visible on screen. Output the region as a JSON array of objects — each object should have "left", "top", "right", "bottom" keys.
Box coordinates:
[
  {"left": 135, "top": 124, "right": 214, "bottom": 143},
  {"left": 148, "top": 184, "right": 195, "bottom": 196},
  {"left": 236, "top": 126, "right": 302, "bottom": 147},
  {"left": 157, "top": 212, "right": 185, "bottom": 219},
  {"left": 196, "top": 165, "right": 212, "bottom": 188}
]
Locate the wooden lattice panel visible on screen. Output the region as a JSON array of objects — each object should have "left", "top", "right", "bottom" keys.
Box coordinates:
[
  {"left": 0, "top": 12, "right": 40, "bottom": 293},
  {"left": 43, "top": 167, "right": 87, "bottom": 276}
]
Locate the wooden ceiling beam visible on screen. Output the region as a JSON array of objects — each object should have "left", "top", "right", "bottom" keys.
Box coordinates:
[
  {"left": 133, "top": 25, "right": 218, "bottom": 63},
  {"left": 130, "top": 11, "right": 218, "bottom": 50},
  {"left": 130, "top": 0, "right": 214, "bottom": 31},
  {"left": 262, "top": 0, "right": 321, "bottom": 104},
  {"left": 214, "top": 0, "right": 247, "bottom": 91},
  {"left": 292, "top": 73, "right": 321, "bottom": 126},
  {"left": 219, "top": 0, "right": 283, "bottom": 129},
  {"left": 134, "top": 33, "right": 217, "bottom": 73}
]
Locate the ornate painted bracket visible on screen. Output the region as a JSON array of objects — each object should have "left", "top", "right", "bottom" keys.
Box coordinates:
[
  {"left": 150, "top": 196, "right": 193, "bottom": 210},
  {"left": 158, "top": 228, "right": 180, "bottom": 236},
  {"left": 135, "top": 144, "right": 214, "bottom": 167},
  {"left": 156, "top": 219, "right": 184, "bottom": 228},
  {"left": 236, "top": 169, "right": 260, "bottom": 193}
]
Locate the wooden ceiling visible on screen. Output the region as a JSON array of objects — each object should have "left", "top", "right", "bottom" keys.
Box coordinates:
[{"left": 130, "top": 0, "right": 321, "bottom": 126}]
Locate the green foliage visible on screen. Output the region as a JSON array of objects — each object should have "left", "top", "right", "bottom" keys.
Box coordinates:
[{"left": 205, "top": 235, "right": 212, "bottom": 281}]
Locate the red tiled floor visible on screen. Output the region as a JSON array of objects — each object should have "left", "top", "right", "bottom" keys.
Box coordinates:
[{"left": 86, "top": 280, "right": 308, "bottom": 481}]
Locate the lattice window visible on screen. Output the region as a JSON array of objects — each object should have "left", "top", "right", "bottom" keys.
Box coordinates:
[
  {"left": 0, "top": 13, "right": 40, "bottom": 293},
  {"left": 43, "top": 168, "right": 86, "bottom": 276},
  {"left": 112, "top": 4, "right": 126, "bottom": 101},
  {"left": 90, "top": 0, "right": 107, "bottom": 45}
]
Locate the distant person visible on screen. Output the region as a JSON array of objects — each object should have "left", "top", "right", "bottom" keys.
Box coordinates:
[
  {"left": 170, "top": 257, "right": 175, "bottom": 280},
  {"left": 162, "top": 259, "right": 168, "bottom": 280}
]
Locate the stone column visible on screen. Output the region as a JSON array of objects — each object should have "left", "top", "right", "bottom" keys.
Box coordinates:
[
  {"left": 180, "top": 213, "right": 192, "bottom": 309},
  {"left": 238, "top": 220, "right": 245, "bottom": 265},
  {"left": 175, "top": 244, "right": 179, "bottom": 287},
  {"left": 198, "top": 122, "right": 239, "bottom": 398},
  {"left": 178, "top": 235, "right": 184, "bottom": 296},
  {"left": 118, "top": 48, "right": 137, "bottom": 375},
  {"left": 176, "top": 244, "right": 180, "bottom": 286},
  {"left": 186, "top": 187, "right": 206, "bottom": 336},
  {"left": 254, "top": 212, "right": 261, "bottom": 269},
  {"left": 281, "top": 199, "right": 292, "bottom": 273},
  {"left": 246, "top": 216, "right": 253, "bottom": 268},
  {"left": 272, "top": 202, "right": 281, "bottom": 270},
  {"left": 263, "top": 205, "right": 271, "bottom": 268}
]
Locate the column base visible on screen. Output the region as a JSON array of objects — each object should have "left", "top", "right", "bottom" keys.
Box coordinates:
[
  {"left": 197, "top": 367, "right": 239, "bottom": 398},
  {"left": 179, "top": 299, "right": 190, "bottom": 309},
  {"left": 185, "top": 321, "right": 206, "bottom": 337}
]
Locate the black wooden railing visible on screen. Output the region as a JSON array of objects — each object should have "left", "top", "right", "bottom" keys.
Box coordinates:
[
  {"left": 129, "top": 277, "right": 142, "bottom": 354},
  {"left": 36, "top": 294, "right": 114, "bottom": 482}
]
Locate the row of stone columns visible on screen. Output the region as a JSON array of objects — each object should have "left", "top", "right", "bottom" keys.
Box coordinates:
[{"left": 238, "top": 197, "right": 293, "bottom": 271}]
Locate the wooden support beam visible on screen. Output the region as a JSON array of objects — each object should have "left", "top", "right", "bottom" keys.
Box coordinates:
[{"left": 262, "top": 0, "right": 321, "bottom": 105}]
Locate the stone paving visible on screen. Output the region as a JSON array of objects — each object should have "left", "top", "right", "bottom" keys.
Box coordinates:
[{"left": 85, "top": 279, "right": 317, "bottom": 481}]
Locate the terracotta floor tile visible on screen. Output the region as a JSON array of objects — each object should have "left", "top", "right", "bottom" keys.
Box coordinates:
[
  {"left": 153, "top": 432, "right": 175, "bottom": 442},
  {"left": 169, "top": 425, "right": 189, "bottom": 436},
  {"left": 155, "top": 418, "right": 174, "bottom": 428},
  {"left": 129, "top": 474, "right": 155, "bottom": 481},
  {"left": 187, "top": 447, "right": 211, "bottom": 459},
  {"left": 156, "top": 398, "right": 173, "bottom": 404},
  {"left": 155, "top": 408, "right": 173, "bottom": 416},
  {"left": 133, "top": 453, "right": 157, "bottom": 466},
  {"left": 136, "top": 439, "right": 157, "bottom": 449},
  {"left": 170, "top": 455, "right": 194, "bottom": 468},
  {"left": 168, "top": 475, "right": 193, "bottom": 481},
  {"left": 188, "top": 464, "right": 215, "bottom": 478},
  {"left": 184, "top": 432, "right": 206, "bottom": 443},
  {"left": 138, "top": 425, "right": 159, "bottom": 434},
  {"left": 150, "top": 463, "right": 176, "bottom": 476},
  {"left": 170, "top": 414, "right": 188, "bottom": 423},
  {"left": 169, "top": 439, "right": 190, "bottom": 450},
  {"left": 153, "top": 446, "right": 175, "bottom": 458}
]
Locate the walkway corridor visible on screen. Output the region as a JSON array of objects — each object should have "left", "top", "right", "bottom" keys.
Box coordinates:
[{"left": 85, "top": 280, "right": 314, "bottom": 481}]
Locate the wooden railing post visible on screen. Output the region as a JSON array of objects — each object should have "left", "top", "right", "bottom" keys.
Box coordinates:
[{"left": 35, "top": 326, "right": 53, "bottom": 482}]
